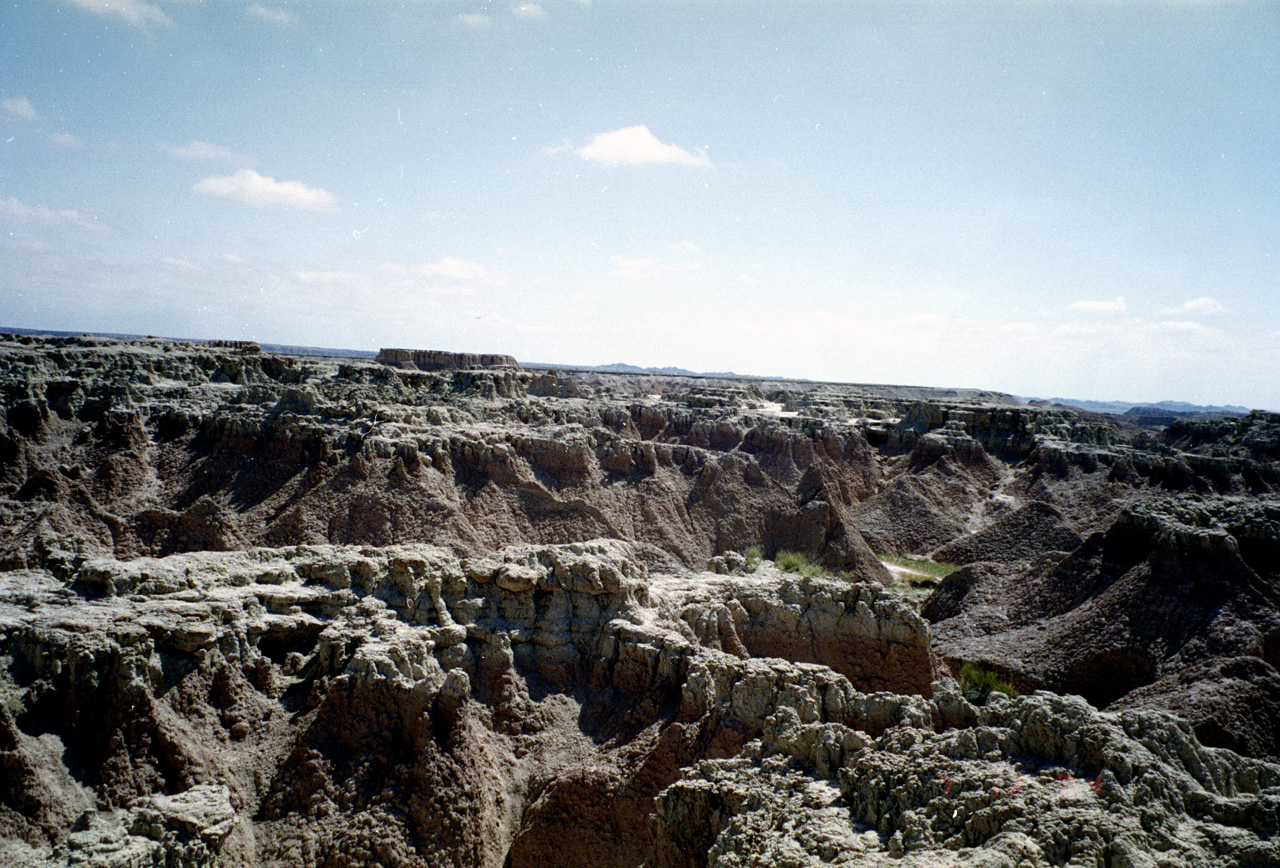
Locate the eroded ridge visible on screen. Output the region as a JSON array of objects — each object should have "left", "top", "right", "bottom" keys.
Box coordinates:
[
  {"left": 3, "top": 334, "right": 1280, "bottom": 867},
  {"left": 0, "top": 541, "right": 939, "bottom": 867}
]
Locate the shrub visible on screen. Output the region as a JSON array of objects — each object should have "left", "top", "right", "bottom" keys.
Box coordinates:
[
  {"left": 959, "top": 663, "right": 1018, "bottom": 704},
  {"left": 773, "top": 550, "right": 824, "bottom": 577},
  {"left": 743, "top": 546, "right": 762, "bottom": 571}
]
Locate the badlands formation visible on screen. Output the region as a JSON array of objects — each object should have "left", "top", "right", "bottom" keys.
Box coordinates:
[{"left": 1, "top": 333, "right": 1278, "bottom": 867}]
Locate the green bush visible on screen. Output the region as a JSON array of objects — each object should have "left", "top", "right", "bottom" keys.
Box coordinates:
[
  {"left": 773, "top": 550, "right": 825, "bottom": 577},
  {"left": 743, "top": 546, "right": 762, "bottom": 571},
  {"left": 959, "top": 663, "right": 1018, "bottom": 704}
]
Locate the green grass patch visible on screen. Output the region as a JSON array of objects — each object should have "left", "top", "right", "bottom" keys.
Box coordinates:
[
  {"left": 0, "top": 659, "right": 24, "bottom": 718},
  {"left": 959, "top": 663, "right": 1019, "bottom": 704},
  {"left": 772, "top": 550, "right": 826, "bottom": 577},
  {"left": 743, "top": 546, "right": 762, "bottom": 571}
]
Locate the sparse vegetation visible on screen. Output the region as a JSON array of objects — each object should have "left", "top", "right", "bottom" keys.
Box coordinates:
[
  {"left": 744, "top": 546, "right": 762, "bottom": 571},
  {"left": 772, "top": 550, "right": 826, "bottom": 577},
  {"left": 878, "top": 553, "right": 958, "bottom": 581},
  {"left": 1, "top": 692, "right": 23, "bottom": 716},
  {"left": 0, "top": 659, "right": 24, "bottom": 717},
  {"left": 959, "top": 663, "right": 1019, "bottom": 704}
]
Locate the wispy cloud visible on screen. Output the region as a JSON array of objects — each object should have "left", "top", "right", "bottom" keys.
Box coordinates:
[
  {"left": 162, "top": 140, "right": 252, "bottom": 163},
  {"left": 50, "top": 132, "right": 84, "bottom": 148},
  {"left": 455, "top": 13, "right": 493, "bottom": 27},
  {"left": 611, "top": 255, "right": 702, "bottom": 283},
  {"left": 0, "top": 195, "right": 109, "bottom": 232},
  {"left": 247, "top": 4, "right": 296, "bottom": 24},
  {"left": 611, "top": 256, "right": 664, "bottom": 283},
  {"left": 381, "top": 257, "right": 493, "bottom": 282},
  {"left": 295, "top": 270, "right": 360, "bottom": 285},
  {"left": 1, "top": 96, "right": 38, "bottom": 121},
  {"left": 64, "top": 0, "right": 173, "bottom": 29},
  {"left": 1069, "top": 296, "right": 1126, "bottom": 314},
  {"left": 513, "top": 3, "right": 546, "bottom": 19},
  {"left": 161, "top": 257, "right": 204, "bottom": 274},
  {"left": 193, "top": 168, "right": 338, "bottom": 212},
  {"left": 550, "top": 125, "right": 712, "bottom": 168},
  {"left": 1162, "top": 296, "right": 1231, "bottom": 316},
  {"left": 1154, "top": 319, "right": 1215, "bottom": 335}
]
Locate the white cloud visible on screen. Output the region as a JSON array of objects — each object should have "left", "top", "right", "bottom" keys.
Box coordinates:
[
  {"left": 455, "top": 13, "right": 492, "bottom": 27},
  {"left": 2, "top": 233, "right": 51, "bottom": 252},
  {"left": 1069, "top": 296, "right": 1126, "bottom": 314},
  {"left": 382, "top": 257, "right": 493, "bottom": 282},
  {"left": 999, "top": 321, "right": 1038, "bottom": 336},
  {"left": 162, "top": 140, "right": 252, "bottom": 163},
  {"left": 193, "top": 168, "right": 338, "bottom": 212},
  {"left": 558, "top": 125, "right": 712, "bottom": 168},
  {"left": 513, "top": 3, "right": 546, "bottom": 18},
  {"left": 611, "top": 256, "right": 664, "bottom": 283},
  {"left": 1154, "top": 319, "right": 1215, "bottom": 335},
  {"left": 1163, "top": 296, "right": 1231, "bottom": 316},
  {"left": 64, "top": 0, "right": 173, "bottom": 28},
  {"left": 295, "top": 270, "right": 360, "bottom": 285},
  {"left": 891, "top": 312, "right": 950, "bottom": 330},
  {"left": 161, "top": 257, "right": 204, "bottom": 274},
  {"left": 50, "top": 132, "right": 84, "bottom": 148},
  {"left": 1, "top": 96, "right": 38, "bottom": 121},
  {"left": 611, "top": 255, "right": 702, "bottom": 283},
  {"left": 0, "top": 195, "right": 108, "bottom": 232},
  {"left": 423, "top": 257, "right": 491, "bottom": 281},
  {"left": 730, "top": 303, "right": 1260, "bottom": 406},
  {"left": 670, "top": 240, "right": 703, "bottom": 254},
  {"left": 247, "top": 4, "right": 296, "bottom": 24}
]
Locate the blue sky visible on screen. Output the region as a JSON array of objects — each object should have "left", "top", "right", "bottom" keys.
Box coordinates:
[{"left": 2, "top": 0, "right": 1278, "bottom": 409}]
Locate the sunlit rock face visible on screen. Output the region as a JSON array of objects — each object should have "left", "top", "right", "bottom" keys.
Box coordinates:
[
  {"left": 0, "top": 543, "right": 938, "bottom": 866},
  {"left": 2, "top": 334, "right": 1279, "bottom": 867}
]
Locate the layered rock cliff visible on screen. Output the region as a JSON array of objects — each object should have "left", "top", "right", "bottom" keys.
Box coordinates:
[
  {"left": 1, "top": 542, "right": 938, "bottom": 866},
  {"left": 2, "top": 333, "right": 1279, "bottom": 867}
]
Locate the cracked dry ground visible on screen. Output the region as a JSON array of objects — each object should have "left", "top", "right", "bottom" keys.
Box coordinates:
[{"left": 1, "top": 334, "right": 1279, "bottom": 867}]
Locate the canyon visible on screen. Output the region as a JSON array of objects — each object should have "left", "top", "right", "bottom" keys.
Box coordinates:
[{"left": 1, "top": 333, "right": 1278, "bottom": 867}]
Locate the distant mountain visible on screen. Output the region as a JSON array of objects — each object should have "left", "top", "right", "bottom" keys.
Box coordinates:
[
  {"left": 1030, "top": 397, "right": 1250, "bottom": 417},
  {"left": 532, "top": 361, "right": 744, "bottom": 378},
  {"left": 258, "top": 343, "right": 376, "bottom": 359}
]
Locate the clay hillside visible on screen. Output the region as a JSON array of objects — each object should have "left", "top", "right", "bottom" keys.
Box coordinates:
[{"left": 2, "top": 332, "right": 1279, "bottom": 867}]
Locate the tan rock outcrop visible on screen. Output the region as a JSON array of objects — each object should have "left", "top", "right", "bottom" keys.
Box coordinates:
[
  {"left": 376, "top": 348, "right": 519, "bottom": 370},
  {"left": 0, "top": 541, "right": 935, "bottom": 866},
  {"left": 653, "top": 683, "right": 1280, "bottom": 867}
]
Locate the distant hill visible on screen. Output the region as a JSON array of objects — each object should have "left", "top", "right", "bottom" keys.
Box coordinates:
[
  {"left": 531, "top": 361, "right": 744, "bottom": 378},
  {"left": 0, "top": 328, "right": 1256, "bottom": 408},
  {"left": 1, "top": 327, "right": 378, "bottom": 360},
  {"left": 258, "top": 343, "right": 376, "bottom": 359},
  {"left": 1031, "top": 397, "right": 1250, "bottom": 417}
]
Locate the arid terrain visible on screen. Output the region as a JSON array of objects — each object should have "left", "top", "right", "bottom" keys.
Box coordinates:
[{"left": 1, "top": 333, "right": 1278, "bottom": 867}]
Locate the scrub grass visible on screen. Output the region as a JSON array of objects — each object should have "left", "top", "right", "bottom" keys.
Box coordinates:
[
  {"left": 772, "top": 550, "right": 826, "bottom": 577},
  {"left": 960, "top": 663, "right": 1019, "bottom": 703}
]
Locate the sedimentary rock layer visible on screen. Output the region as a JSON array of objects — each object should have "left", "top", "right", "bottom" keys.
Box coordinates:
[
  {"left": 3, "top": 333, "right": 1280, "bottom": 867},
  {"left": 0, "top": 542, "right": 937, "bottom": 866}
]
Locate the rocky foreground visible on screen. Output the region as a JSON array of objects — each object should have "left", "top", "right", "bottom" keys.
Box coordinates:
[{"left": 1, "top": 334, "right": 1278, "bottom": 867}]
